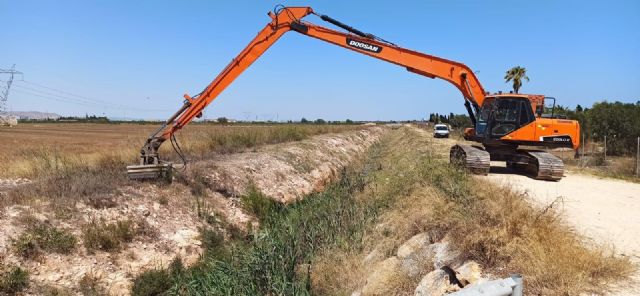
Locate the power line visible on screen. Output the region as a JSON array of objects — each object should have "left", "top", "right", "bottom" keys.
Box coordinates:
[
  {"left": 13, "top": 84, "right": 111, "bottom": 107},
  {"left": 20, "top": 80, "right": 129, "bottom": 108},
  {"left": 12, "top": 88, "right": 102, "bottom": 107},
  {"left": 0, "top": 65, "right": 23, "bottom": 114},
  {"left": 0, "top": 77, "right": 174, "bottom": 113},
  {"left": 16, "top": 80, "right": 172, "bottom": 112}
]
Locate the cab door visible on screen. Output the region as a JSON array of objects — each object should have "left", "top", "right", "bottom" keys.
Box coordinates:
[{"left": 487, "top": 98, "right": 535, "bottom": 139}]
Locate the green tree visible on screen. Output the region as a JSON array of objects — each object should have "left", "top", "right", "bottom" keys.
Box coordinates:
[
  {"left": 217, "top": 117, "right": 228, "bottom": 124},
  {"left": 449, "top": 114, "right": 472, "bottom": 129},
  {"left": 504, "top": 66, "right": 530, "bottom": 94},
  {"left": 586, "top": 101, "right": 640, "bottom": 155}
]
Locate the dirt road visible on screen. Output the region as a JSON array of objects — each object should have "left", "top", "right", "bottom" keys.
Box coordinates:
[
  {"left": 487, "top": 165, "right": 640, "bottom": 259},
  {"left": 486, "top": 164, "right": 640, "bottom": 294}
]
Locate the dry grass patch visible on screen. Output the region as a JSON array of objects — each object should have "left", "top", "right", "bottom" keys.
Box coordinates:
[
  {"left": 78, "top": 273, "right": 104, "bottom": 296},
  {"left": 310, "top": 126, "right": 634, "bottom": 295},
  {"left": 3, "top": 151, "right": 128, "bottom": 209},
  {"left": 446, "top": 179, "right": 634, "bottom": 294},
  {"left": 82, "top": 218, "right": 156, "bottom": 252},
  {"left": 12, "top": 216, "right": 76, "bottom": 259}
]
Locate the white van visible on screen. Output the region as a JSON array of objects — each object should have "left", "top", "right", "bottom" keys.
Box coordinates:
[{"left": 433, "top": 124, "right": 450, "bottom": 138}]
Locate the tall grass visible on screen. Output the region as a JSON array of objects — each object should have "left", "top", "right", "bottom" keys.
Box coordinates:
[
  {"left": 184, "top": 125, "right": 363, "bottom": 158},
  {"left": 4, "top": 149, "right": 128, "bottom": 208},
  {"left": 166, "top": 152, "right": 382, "bottom": 295},
  {"left": 129, "top": 136, "right": 389, "bottom": 295}
]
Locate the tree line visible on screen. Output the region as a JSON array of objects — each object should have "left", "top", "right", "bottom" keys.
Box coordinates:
[
  {"left": 552, "top": 101, "right": 640, "bottom": 155},
  {"left": 427, "top": 112, "right": 472, "bottom": 129}
]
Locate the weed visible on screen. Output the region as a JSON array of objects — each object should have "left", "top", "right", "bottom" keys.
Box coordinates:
[
  {"left": 158, "top": 195, "right": 169, "bottom": 205},
  {"left": 0, "top": 266, "right": 29, "bottom": 294},
  {"left": 40, "top": 285, "right": 74, "bottom": 296},
  {"left": 240, "top": 186, "right": 283, "bottom": 220},
  {"left": 5, "top": 153, "right": 127, "bottom": 208},
  {"left": 13, "top": 223, "right": 76, "bottom": 258},
  {"left": 189, "top": 175, "right": 208, "bottom": 197},
  {"left": 131, "top": 269, "right": 172, "bottom": 296},
  {"left": 86, "top": 194, "right": 118, "bottom": 209},
  {"left": 82, "top": 219, "right": 135, "bottom": 252},
  {"left": 199, "top": 227, "right": 230, "bottom": 260},
  {"left": 168, "top": 257, "right": 184, "bottom": 278},
  {"left": 78, "top": 273, "right": 104, "bottom": 296}
]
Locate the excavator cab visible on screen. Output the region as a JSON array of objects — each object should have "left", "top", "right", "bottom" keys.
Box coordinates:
[{"left": 475, "top": 96, "right": 536, "bottom": 139}]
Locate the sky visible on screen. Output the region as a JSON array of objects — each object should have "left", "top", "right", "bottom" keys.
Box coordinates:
[{"left": 1, "top": 0, "right": 639, "bottom": 121}]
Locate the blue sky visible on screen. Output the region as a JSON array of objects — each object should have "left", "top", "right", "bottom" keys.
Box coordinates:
[{"left": 1, "top": 0, "right": 639, "bottom": 121}]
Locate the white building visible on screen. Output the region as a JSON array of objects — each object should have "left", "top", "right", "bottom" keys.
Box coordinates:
[{"left": 0, "top": 115, "right": 18, "bottom": 126}]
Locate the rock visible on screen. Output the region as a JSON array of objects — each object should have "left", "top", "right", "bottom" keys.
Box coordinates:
[
  {"left": 428, "top": 242, "right": 457, "bottom": 269},
  {"left": 397, "top": 233, "right": 430, "bottom": 260},
  {"left": 171, "top": 229, "right": 199, "bottom": 247},
  {"left": 392, "top": 233, "right": 457, "bottom": 275},
  {"left": 455, "top": 261, "right": 482, "bottom": 285},
  {"left": 47, "top": 273, "right": 62, "bottom": 282},
  {"left": 414, "top": 269, "right": 459, "bottom": 296},
  {"left": 363, "top": 248, "right": 384, "bottom": 266},
  {"left": 33, "top": 213, "right": 49, "bottom": 224},
  {"left": 361, "top": 256, "right": 402, "bottom": 295},
  {"left": 109, "top": 280, "right": 131, "bottom": 296}
]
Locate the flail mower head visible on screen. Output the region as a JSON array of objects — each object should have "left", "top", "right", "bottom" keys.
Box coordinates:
[
  {"left": 126, "top": 134, "right": 176, "bottom": 182},
  {"left": 126, "top": 163, "right": 173, "bottom": 182}
]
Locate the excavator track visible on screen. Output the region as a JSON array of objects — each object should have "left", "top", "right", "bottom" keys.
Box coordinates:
[
  {"left": 524, "top": 151, "right": 564, "bottom": 181},
  {"left": 450, "top": 144, "right": 490, "bottom": 175}
]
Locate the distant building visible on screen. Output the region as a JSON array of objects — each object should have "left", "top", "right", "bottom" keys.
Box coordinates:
[{"left": 0, "top": 115, "right": 18, "bottom": 126}]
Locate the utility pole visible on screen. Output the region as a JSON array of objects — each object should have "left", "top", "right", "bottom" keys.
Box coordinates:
[{"left": 0, "top": 65, "right": 23, "bottom": 114}]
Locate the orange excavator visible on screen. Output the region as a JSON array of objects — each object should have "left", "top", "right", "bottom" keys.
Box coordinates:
[{"left": 126, "top": 6, "right": 580, "bottom": 181}]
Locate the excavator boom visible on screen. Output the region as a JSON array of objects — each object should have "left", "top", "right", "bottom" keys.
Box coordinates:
[{"left": 127, "top": 6, "right": 579, "bottom": 181}]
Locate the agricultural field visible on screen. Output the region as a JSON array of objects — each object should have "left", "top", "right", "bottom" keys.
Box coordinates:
[{"left": 0, "top": 122, "right": 364, "bottom": 178}]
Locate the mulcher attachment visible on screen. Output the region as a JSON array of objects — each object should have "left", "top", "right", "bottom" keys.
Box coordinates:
[
  {"left": 126, "top": 163, "right": 173, "bottom": 182},
  {"left": 450, "top": 144, "right": 490, "bottom": 175}
]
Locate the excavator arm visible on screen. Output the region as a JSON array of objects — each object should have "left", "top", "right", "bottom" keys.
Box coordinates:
[{"left": 127, "top": 6, "right": 487, "bottom": 180}]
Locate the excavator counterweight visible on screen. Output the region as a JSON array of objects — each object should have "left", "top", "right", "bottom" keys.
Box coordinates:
[{"left": 127, "top": 5, "right": 580, "bottom": 181}]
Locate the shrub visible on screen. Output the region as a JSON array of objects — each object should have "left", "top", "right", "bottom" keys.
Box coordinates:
[
  {"left": 131, "top": 269, "right": 172, "bottom": 296},
  {"left": 82, "top": 219, "right": 135, "bottom": 252},
  {"left": 0, "top": 266, "right": 29, "bottom": 294},
  {"left": 78, "top": 274, "right": 103, "bottom": 296},
  {"left": 13, "top": 223, "right": 76, "bottom": 258}
]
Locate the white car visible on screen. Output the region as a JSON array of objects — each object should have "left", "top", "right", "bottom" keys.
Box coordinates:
[{"left": 433, "top": 124, "right": 450, "bottom": 138}]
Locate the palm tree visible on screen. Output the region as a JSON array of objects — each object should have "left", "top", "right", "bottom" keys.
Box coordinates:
[{"left": 504, "top": 66, "right": 529, "bottom": 94}]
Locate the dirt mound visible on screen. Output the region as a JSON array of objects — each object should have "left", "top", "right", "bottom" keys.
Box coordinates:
[{"left": 191, "top": 127, "right": 384, "bottom": 203}]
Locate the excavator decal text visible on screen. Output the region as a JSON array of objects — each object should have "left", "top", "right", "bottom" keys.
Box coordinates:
[{"left": 346, "top": 38, "right": 382, "bottom": 53}]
